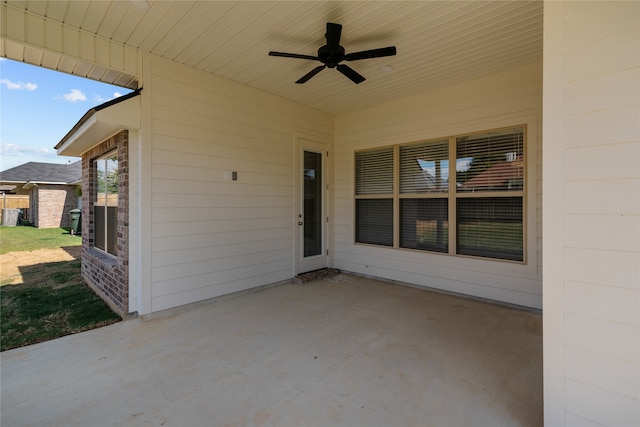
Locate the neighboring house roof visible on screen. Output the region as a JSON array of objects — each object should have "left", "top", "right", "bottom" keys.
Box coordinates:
[
  {"left": 0, "top": 161, "right": 82, "bottom": 185},
  {"left": 460, "top": 160, "right": 524, "bottom": 191}
]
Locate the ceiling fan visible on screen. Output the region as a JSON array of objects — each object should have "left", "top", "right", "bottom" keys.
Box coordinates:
[{"left": 268, "top": 22, "right": 397, "bottom": 84}]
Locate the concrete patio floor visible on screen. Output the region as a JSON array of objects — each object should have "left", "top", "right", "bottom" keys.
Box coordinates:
[{"left": 1, "top": 274, "right": 542, "bottom": 427}]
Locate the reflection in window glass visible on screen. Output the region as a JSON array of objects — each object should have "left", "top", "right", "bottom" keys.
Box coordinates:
[
  {"left": 354, "top": 126, "right": 525, "bottom": 262},
  {"left": 457, "top": 197, "right": 523, "bottom": 261},
  {"left": 456, "top": 128, "right": 524, "bottom": 192},
  {"left": 400, "top": 199, "right": 448, "bottom": 252},
  {"left": 94, "top": 151, "right": 118, "bottom": 255},
  {"left": 304, "top": 151, "right": 322, "bottom": 257},
  {"left": 356, "top": 199, "right": 393, "bottom": 246},
  {"left": 400, "top": 141, "right": 449, "bottom": 194}
]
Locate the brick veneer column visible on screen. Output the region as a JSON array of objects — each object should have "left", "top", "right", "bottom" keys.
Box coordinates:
[{"left": 81, "top": 131, "right": 129, "bottom": 317}]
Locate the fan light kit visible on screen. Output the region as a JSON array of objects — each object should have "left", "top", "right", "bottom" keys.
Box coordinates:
[{"left": 269, "top": 22, "right": 397, "bottom": 84}]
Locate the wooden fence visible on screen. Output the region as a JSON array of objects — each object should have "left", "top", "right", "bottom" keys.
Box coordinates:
[
  {"left": 2, "top": 195, "right": 29, "bottom": 209},
  {"left": 96, "top": 194, "right": 119, "bottom": 206}
]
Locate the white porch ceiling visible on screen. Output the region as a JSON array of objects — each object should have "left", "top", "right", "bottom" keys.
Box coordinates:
[{"left": 3, "top": 1, "right": 543, "bottom": 116}]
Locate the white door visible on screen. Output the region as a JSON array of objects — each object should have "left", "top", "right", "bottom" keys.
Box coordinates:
[{"left": 295, "top": 139, "right": 328, "bottom": 274}]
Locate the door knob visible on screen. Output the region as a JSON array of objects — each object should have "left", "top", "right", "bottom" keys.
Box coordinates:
[{"left": 298, "top": 222, "right": 303, "bottom": 226}]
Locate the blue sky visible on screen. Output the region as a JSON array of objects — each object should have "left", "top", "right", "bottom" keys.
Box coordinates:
[{"left": 0, "top": 58, "right": 132, "bottom": 171}]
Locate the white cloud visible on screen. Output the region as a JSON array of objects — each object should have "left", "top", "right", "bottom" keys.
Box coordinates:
[
  {"left": 62, "top": 88, "right": 87, "bottom": 102},
  {"left": 92, "top": 91, "right": 124, "bottom": 104},
  {"left": 0, "top": 144, "right": 78, "bottom": 171},
  {"left": 0, "top": 78, "right": 38, "bottom": 91},
  {"left": 1, "top": 143, "right": 56, "bottom": 158}
]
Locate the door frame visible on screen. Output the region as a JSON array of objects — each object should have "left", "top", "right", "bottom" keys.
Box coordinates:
[{"left": 294, "top": 135, "right": 330, "bottom": 275}]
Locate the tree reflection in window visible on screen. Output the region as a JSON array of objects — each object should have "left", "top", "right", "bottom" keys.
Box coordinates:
[{"left": 94, "top": 151, "right": 118, "bottom": 255}]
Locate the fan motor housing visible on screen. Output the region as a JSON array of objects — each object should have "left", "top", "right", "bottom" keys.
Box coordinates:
[{"left": 318, "top": 45, "right": 345, "bottom": 68}]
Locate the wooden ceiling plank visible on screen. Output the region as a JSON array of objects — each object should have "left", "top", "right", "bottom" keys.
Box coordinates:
[
  {"left": 162, "top": 2, "right": 236, "bottom": 62},
  {"left": 138, "top": 1, "right": 201, "bottom": 53},
  {"left": 43, "top": 0, "right": 68, "bottom": 23},
  {"left": 124, "top": 1, "right": 175, "bottom": 48},
  {"left": 42, "top": 50, "right": 62, "bottom": 70},
  {"left": 62, "top": 1, "right": 89, "bottom": 29},
  {"left": 57, "top": 55, "right": 77, "bottom": 74},
  {"left": 181, "top": 2, "right": 266, "bottom": 68},
  {"left": 98, "top": 1, "right": 131, "bottom": 38},
  {"left": 80, "top": 1, "right": 110, "bottom": 34},
  {"left": 25, "top": 0, "right": 47, "bottom": 17},
  {"left": 4, "top": 0, "right": 544, "bottom": 116},
  {"left": 198, "top": 2, "right": 286, "bottom": 73},
  {"left": 23, "top": 44, "right": 43, "bottom": 66},
  {"left": 110, "top": 3, "right": 149, "bottom": 44},
  {"left": 152, "top": 2, "right": 208, "bottom": 57}
]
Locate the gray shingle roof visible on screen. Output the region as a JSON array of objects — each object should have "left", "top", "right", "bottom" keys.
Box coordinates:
[{"left": 0, "top": 161, "right": 82, "bottom": 184}]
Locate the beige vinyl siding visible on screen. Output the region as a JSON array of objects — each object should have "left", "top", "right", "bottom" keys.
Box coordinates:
[
  {"left": 143, "top": 55, "right": 333, "bottom": 313},
  {"left": 543, "top": 2, "right": 640, "bottom": 426},
  {"left": 333, "top": 62, "right": 542, "bottom": 309}
]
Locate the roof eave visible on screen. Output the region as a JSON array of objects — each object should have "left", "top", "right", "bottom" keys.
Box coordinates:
[
  {"left": 23, "top": 180, "right": 79, "bottom": 189},
  {"left": 56, "top": 89, "right": 141, "bottom": 157}
]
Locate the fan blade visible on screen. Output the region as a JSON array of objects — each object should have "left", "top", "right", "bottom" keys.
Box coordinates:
[
  {"left": 337, "top": 64, "right": 365, "bottom": 84},
  {"left": 269, "top": 51, "right": 318, "bottom": 61},
  {"left": 325, "top": 23, "right": 342, "bottom": 50},
  {"left": 296, "top": 65, "right": 326, "bottom": 84},
  {"left": 345, "top": 46, "right": 397, "bottom": 61}
]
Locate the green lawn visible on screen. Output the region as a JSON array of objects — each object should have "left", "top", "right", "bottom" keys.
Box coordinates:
[
  {"left": 0, "top": 226, "right": 120, "bottom": 351},
  {"left": 1, "top": 260, "right": 121, "bottom": 351},
  {"left": 414, "top": 220, "right": 523, "bottom": 260},
  {"left": 0, "top": 226, "right": 81, "bottom": 254}
]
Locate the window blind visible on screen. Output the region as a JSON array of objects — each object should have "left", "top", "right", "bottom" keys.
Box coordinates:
[
  {"left": 356, "top": 148, "right": 394, "bottom": 195},
  {"left": 456, "top": 128, "right": 524, "bottom": 192},
  {"left": 400, "top": 140, "right": 449, "bottom": 194},
  {"left": 457, "top": 197, "right": 523, "bottom": 261},
  {"left": 356, "top": 199, "right": 393, "bottom": 246},
  {"left": 400, "top": 198, "right": 448, "bottom": 252},
  {"left": 354, "top": 125, "right": 526, "bottom": 262}
]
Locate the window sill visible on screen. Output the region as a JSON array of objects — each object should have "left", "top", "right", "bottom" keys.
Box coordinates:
[{"left": 87, "top": 247, "right": 118, "bottom": 267}]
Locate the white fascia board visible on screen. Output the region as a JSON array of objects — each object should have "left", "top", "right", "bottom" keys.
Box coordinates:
[
  {"left": 57, "top": 96, "right": 140, "bottom": 157},
  {"left": 23, "top": 181, "right": 72, "bottom": 189}
]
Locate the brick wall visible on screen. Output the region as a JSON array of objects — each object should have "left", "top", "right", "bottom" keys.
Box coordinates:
[
  {"left": 29, "top": 187, "right": 37, "bottom": 225},
  {"left": 33, "top": 184, "right": 78, "bottom": 228},
  {"left": 81, "top": 131, "right": 129, "bottom": 317}
]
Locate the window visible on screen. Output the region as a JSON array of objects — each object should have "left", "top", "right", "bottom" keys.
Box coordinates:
[
  {"left": 354, "top": 127, "right": 525, "bottom": 262},
  {"left": 455, "top": 129, "right": 524, "bottom": 260},
  {"left": 399, "top": 140, "right": 449, "bottom": 252},
  {"left": 355, "top": 148, "right": 394, "bottom": 246},
  {"left": 94, "top": 151, "right": 118, "bottom": 255}
]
